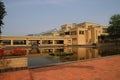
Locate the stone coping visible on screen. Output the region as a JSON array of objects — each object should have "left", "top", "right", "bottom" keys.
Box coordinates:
[
  {"left": 30, "top": 55, "right": 120, "bottom": 69},
  {"left": 1, "top": 56, "right": 27, "bottom": 59}
]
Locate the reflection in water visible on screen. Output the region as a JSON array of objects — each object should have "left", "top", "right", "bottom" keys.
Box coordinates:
[
  {"left": 26, "top": 47, "right": 101, "bottom": 62},
  {"left": 5, "top": 46, "right": 120, "bottom": 62},
  {"left": 26, "top": 47, "right": 102, "bottom": 67},
  {"left": 5, "top": 46, "right": 120, "bottom": 68},
  {"left": 27, "top": 47, "right": 120, "bottom": 62},
  {"left": 60, "top": 47, "right": 100, "bottom": 62},
  {"left": 99, "top": 48, "right": 120, "bottom": 57}
]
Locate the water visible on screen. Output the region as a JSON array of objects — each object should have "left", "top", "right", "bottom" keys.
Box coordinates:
[
  {"left": 28, "top": 56, "right": 61, "bottom": 68},
  {"left": 26, "top": 46, "right": 120, "bottom": 68}
]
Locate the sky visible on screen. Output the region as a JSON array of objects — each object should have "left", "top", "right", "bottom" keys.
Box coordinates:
[{"left": 2, "top": 0, "right": 120, "bottom": 36}]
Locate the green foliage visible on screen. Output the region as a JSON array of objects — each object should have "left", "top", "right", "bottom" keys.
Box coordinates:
[
  {"left": 98, "top": 35, "right": 109, "bottom": 43},
  {"left": 99, "top": 48, "right": 120, "bottom": 56},
  {"left": 92, "top": 43, "right": 97, "bottom": 46},
  {"left": 49, "top": 52, "right": 73, "bottom": 56},
  {"left": 0, "top": 1, "right": 6, "bottom": 34},
  {"left": 107, "top": 14, "right": 120, "bottom": 40},
  {"left": 99, "top": 35, "right": 108, "bottom": 40}
]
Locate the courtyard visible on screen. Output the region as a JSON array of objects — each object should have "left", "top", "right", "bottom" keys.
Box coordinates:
[{"left": 0, "top": 55, "right": 120, "bottom": 80}]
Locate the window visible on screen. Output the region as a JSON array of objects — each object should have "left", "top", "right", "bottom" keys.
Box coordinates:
[
  {"left": 65, "top": 31, "right": 70, "bottom": 35},
  {"left": 13, "top": 40, "right": 26, "bottom": 45},
  {"left": 0, "top": 40, "right": 11, "bottom": 45},
  {"left": 42, "top": 40, "right": 53, "bottom": 44},
  {"left": 54, "top": 40, "right": 64, "bottom": 44},
  {"left": 79, "top": 30, "right": 84, "bottom": 35}
]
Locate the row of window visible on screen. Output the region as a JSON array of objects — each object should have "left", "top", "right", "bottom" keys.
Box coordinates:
[
  {"left": 65, "top": 28, "right": 108, "bottom": 35},
  {"left": 65, "top": 30, "right": 85, "bottom": 35},
  {"left": 0, "top": 40, "right": 64, "bottom": 45},
  {"left": 42, "top": 49, "right": 64, "bottom": 53}
]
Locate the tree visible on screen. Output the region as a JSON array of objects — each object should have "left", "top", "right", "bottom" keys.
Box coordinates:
[
  {"left": 98, "top": 35, "right": 108, "bottom": 43},
  {"left": 0, "top": 1, "right": 6, "bottom": 34},
  {"left": 107, "top": 14, "right": 120, "bottom": 43}
]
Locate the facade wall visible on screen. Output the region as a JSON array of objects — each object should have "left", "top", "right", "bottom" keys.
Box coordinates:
[
  {"left": 0, "top": 36, "right": 67, "bottom": 47},
  {"left": 60, "top": 22, "right": 108, "bottom": 45},
  {"left": 0, "top": 22, "right": 108, "bottom": 46}
]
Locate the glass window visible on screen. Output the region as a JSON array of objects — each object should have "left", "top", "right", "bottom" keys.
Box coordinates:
[
  {"left": 65, "top": 32, "right": 70, "bottom": 35},
  {"left": 13, "top": 40, "right": 26, "bottom": 45},
  {"left": 71, "top": 31, "right": 77, "bottom": 35},
  {"left": 0, "top": 40, "right": 11, "bottom": 45},
  {"left": 79, "top": 30, "right": 84, "bottom": 35},
  {"left": 42, "top": 40, "right": 53, "bottom": 44},
  {"left": 54, "top": 40, "right": 64, "bottom": 44}
]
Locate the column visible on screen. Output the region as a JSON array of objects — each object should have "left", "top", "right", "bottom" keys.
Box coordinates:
[
  {"left": 11, "top": 40, "right": 13, "bottom": 46},
  {"left": 26, "top": 40, "right": 29, "bottom": 46},
  {"left": 52, "top": 40, "right": 54, "bottom": 45},
  {"left": 40, "top": 40, "right": 42, "bottom": 46}
]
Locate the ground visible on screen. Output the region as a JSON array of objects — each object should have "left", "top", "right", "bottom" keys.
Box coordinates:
[{"left": 0, "top": 55, "right": 120, "bottom": 80}]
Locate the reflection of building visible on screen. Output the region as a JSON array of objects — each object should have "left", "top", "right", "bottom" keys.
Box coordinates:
[
  {"left": 0, "top": 22, "right": 108, "bottom": 46},
  {"left": 39, "top": 47, "right": 100, "bottom": 61},
  {"left": 72, "top": 47, "right": 100, "bottom": 60}
]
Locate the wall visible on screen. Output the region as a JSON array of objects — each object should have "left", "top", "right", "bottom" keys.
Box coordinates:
[{"left": 0, "top": 57, "right": 28, "bottom": 70}]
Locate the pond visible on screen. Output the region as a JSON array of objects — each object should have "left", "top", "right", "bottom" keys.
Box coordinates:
[{"left": 26, "top": 46, "right": 120, "bottom": 68}]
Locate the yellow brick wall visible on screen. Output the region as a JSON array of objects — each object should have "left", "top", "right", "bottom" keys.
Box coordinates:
[{"left": 0, "top": 57, "right": 28, "bottom": 70}]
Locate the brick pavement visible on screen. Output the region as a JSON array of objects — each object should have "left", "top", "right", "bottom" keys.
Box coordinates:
[
  {"left": 0, "top": 70, "right": 31, "bottom": 80},
  {"left": 0, "top": 55, "right": 120, "bottom": 80}
]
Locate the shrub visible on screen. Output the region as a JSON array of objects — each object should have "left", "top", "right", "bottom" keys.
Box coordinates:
[
  {"left": 0, "top": 48, "right": 27, "bottom": 58},
  {"left": 92, "top": 43, "right": 97, "bottom": 46},
  {"left": 0, "top": 48, "right": 4, "bottom": 57}
]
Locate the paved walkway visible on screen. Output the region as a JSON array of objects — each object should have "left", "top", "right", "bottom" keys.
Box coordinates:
[{"left": 0, "top": 55, "right": 120, "bottom": 80}]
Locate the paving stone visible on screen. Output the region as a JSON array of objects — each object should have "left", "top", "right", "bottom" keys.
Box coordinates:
[{"left": 0, "top": 55, "right": 120, "bottom": 80}]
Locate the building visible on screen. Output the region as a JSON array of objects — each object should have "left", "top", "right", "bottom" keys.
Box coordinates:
[
  {"left": 59, "top": 22, "right": 108, "bottom": 45},
  {"left": 0, "top": 22, "right": 108, "bottom": 47}
]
